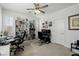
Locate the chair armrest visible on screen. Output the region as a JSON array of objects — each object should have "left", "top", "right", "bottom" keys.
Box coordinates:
[
  {"left": 71, "top": 43, "right": 77, "bottom": 46},
  {"left": 14, "top": 36, "right": 21, "bottom": 39},
  {"left": 71, "top": 43, "right": 77, "bottom": 51}
]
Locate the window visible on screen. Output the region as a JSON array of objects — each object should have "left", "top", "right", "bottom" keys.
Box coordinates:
[
  {"left": 3, "top": 16, "right": 14, "bottom": 36},
  {"left": 4, "top": 16, "right": 13, "bottom": 26}
]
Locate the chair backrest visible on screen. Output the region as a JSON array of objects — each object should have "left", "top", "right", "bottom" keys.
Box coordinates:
[
  {"left": 42, "top": 29, "right": 51, "bottom": 37},
  {"left": 21, "top": 31, "right": 26, "bottom": 40},
  {"left": 12, "top": 30, "right": 26, "bottom": 45},
  {"left": 42, "top": 29, "right": 51, "bottom": 33},
  {"left": 77, "top": 40, "right": 79, "bottom": 46},
  {"left": 38, "top": 32, "right": 42, "bottom": 39}
]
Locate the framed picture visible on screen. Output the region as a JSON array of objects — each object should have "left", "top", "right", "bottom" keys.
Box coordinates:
[
  {"left": 68, "top": 14, "right": 79, "bottom": 30},
  {"left": 49, "top": 21, "right": 52, "bottom": 27},
  {"left": 45, "top": 21, "right": 48, "bottom": 24}
]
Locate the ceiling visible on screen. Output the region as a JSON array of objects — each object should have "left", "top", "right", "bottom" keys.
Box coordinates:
[{"left": 0, "top": 3, "right": 76, "bottom": 14}]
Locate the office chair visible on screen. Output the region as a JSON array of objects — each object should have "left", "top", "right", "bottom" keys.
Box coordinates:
[
  {"left": 71, "top": 40, "right": 79, "bottom": 51},
  {"left": 38, "top": 29, "right": 51, "bottom": 43},
  {"left": 38, "top": 32, "right": 42, "bottom": 41},
  {"left": 15, "top": 31, "right": 26, "bottom": 50},
  {"left": 42, "top": 29, "right": 51, "bottom": 43},
  {"left": 71, "top": 40, "right": 79, "bottom": 56},
  {"left": 10, "top": 30, "right": 26, "bottom": 55}
]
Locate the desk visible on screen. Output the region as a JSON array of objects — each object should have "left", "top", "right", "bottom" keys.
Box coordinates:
[
  {"left": 0, "top": 36, "right": 15, "bottom": 56},
  {"left": 0, "top": 44, "right": 10, "bottom": 56}
]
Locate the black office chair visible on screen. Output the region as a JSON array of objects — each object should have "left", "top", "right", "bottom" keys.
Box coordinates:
[
  {"left": 42, "top": 29, "right": 51, "bottom": 43},
  {"left": 38, "top": 32, "right": 43, "bottom": 41},
  {"left": 71, "top": 40, "right": 79, "bottom": 51},
  {"left": 10, "top": 30, "right": 26, "bottom": 55},
  {"left": 38, "top": 29, "right": 51, "bottom": 44},
  {"left": 71, "top": 40, "right": 79, "bottom": 56},
  {"left": 15, "top": 31, "right": 26, "bottom": 50}
]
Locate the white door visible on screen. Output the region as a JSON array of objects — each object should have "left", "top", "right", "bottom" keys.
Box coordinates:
[{"left": 53, "top": 19, "right": 66, "bottom": 45}]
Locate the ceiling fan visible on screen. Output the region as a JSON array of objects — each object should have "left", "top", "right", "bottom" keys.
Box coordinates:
[{"left": 26, "top": 3, "right": 48, "bottom": 14}]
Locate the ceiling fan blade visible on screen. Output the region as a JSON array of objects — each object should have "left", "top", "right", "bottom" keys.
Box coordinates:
[
  {"left": 39, "top": 5, "right": 48, "bottom": 9},
  {"left": 33, "top": 3, "right": 39, "bottom": 8},
  {"left": 39, "top": 10, "right": 45, "bottom": 13},
  {"left": 27, "top": 8, "right": 35, "bottom": 10}
]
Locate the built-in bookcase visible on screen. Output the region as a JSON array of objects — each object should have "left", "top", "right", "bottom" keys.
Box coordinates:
[{"left": 15, "top": 17, "right": 29, "bottom": 40}]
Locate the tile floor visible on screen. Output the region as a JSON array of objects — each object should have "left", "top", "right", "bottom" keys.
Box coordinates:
[{"left": 15, "top": 40, "right": 73, "bottom": 56}]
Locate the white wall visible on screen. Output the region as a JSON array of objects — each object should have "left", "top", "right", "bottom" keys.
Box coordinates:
[
  {"left": 37, "top": 4, "right": 79, "bottom": 48},
  {"left": 0, "top": 6, "right": 2, "bottom": 33},
  {"left": 49, "top": 4, "right": 79, "bottom": 48}
]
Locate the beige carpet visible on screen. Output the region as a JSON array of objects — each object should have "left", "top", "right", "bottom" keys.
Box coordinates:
[{"left": 15, "top": 40, "right": 73, "bottom": 56}]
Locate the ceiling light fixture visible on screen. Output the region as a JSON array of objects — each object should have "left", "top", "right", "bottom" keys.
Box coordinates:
[{"left": 34, "top": 10, "right": 41, "bottom": 14}]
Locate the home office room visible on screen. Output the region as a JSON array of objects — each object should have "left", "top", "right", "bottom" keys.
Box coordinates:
[{"left": 0, "top": 0, "right": 79, "bottom": 57}]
